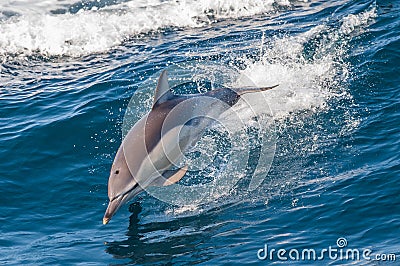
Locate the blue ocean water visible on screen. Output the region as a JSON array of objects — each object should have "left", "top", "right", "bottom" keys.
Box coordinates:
[{"left": 0, "top": 0, "right": 399, "bottom": 264}]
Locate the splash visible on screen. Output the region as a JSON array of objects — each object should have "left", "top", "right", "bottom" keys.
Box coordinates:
[
  {"left": 0, "top": 0, "right": 290, "bottom": 57},
  {"left": 234, "top": 7, "right": 377, "bottom": 119}
]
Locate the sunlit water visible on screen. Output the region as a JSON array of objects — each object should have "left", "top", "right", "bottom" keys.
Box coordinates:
[{"left": 1, "top": 0, "right": 399, "bottom": 264}]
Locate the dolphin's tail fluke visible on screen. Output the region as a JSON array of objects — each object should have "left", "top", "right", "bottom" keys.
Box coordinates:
[{"left": 233, "top": 84, "right": 279, "bottom": 95}]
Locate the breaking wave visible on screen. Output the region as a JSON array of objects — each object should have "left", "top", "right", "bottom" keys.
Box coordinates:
[{"left": 0, "top": 0, "right": 291, "bottom": 57}]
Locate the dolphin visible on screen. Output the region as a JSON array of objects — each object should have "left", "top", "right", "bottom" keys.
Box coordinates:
[{"left": 103, "top": 70, "right": 278, "bottom": 224}]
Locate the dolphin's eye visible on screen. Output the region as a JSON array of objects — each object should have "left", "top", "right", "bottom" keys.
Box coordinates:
[{"left": 115, "top": 170, "right": 120, "bottom": 174}]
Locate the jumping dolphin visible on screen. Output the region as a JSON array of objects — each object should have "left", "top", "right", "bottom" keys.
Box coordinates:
[{"left": 103, "top": 70, "right": 278, "bottom": 224}]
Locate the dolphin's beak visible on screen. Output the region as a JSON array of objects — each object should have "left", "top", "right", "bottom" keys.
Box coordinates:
[
  {"left": 102, "top": 183, "right": 143, "bottom": 224},
  {"left": 103, "top": 196, "right": 123, "bottom": 225},
  {"left": 103, "top": 217, "right": 110, "bottom": 225}
]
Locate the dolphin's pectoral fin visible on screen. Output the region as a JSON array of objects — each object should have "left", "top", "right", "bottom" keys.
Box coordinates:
[
  {"left": 153, "top": 70, "right": 175, "bottom": 108},
  {"left": 151, "top": 165, "right": 188, "bottom": 187},
  {"left": 162, "top": 165, "right": 188, "bottom": 186}
]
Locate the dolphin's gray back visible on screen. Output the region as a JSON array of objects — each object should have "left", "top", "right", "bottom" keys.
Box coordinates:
[
  {"left": 124, "top": 85, "right": 272, "bottom": 180},
  {"left": 122, "top": 88, "right": 238, "bottom": 177}
]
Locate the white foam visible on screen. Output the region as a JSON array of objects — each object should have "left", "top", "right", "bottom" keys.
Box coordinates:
[
  {"left": 233, "top": 7, "right": 376, "bottom": 119},
  {"left": 0, "top": 0, "right": 290, "bottom": 57},
  {"left": 165, "top": 204, "right": 201, "bottom": 215},
  {"left": 340, "top": 7, "right": 377, "bottom": 35}
]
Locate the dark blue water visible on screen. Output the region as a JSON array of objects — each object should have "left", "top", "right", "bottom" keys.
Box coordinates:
[{"left": 1, "top": 0, "right": 399, "bottom": 264}]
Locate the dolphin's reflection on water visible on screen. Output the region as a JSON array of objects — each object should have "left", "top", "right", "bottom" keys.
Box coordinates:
[{"left": 104, "top": 201, "right": 242, "bottom": 264}]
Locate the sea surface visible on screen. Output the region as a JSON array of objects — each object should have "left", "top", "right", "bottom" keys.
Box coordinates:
[{"left": 1, "top": 0, "right": 399, "bottom": 265}]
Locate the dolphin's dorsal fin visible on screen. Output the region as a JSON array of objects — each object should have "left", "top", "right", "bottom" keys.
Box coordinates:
[{"left": 153, "top": 70, "right": 174, "bottom": 108}]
